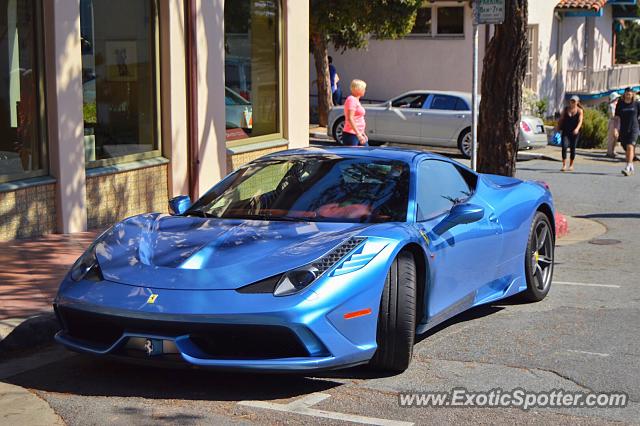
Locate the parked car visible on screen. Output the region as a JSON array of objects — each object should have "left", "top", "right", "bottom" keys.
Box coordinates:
[
  {"left": 54, "top": 147, "right": 555, "bottom": 372},
  {"left": 225, "top": 86, "right": 252, "bottom": 130},
  {"left": 328, "top": 90, "right": 548, "bottom": 157}
]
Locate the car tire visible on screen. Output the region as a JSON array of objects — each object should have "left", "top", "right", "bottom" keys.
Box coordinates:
[
  {"left": 457, "top": 128, "right": 472, "bottom": 159},
  {"left": 521, "top": 212, "right": 554, "bottom": 302},
  {"left": 369, "top": 251, "right": 417, "bottom": 372},
  {"left": 332, "top": 118, "right": 345, "bottom": 145}
]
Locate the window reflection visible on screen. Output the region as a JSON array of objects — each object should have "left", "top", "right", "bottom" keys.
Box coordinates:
[
  {"left": 80, "top": 0, "right": 159, "bottom": 165},
  {"left": 0, "top": 0, "right": 45, "bottom": 183},
  {"left": 224, "top": 0, "right": 280, "bottom": 142}
]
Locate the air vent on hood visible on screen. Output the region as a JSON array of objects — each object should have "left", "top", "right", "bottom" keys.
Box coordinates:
[{"left": 311, "top": 237, "right": 366, "bottom": 275}]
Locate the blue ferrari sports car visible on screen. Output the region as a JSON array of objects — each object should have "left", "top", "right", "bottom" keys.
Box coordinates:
[{"left": 54, "top": 147, "right": 555, "bottom": 372}]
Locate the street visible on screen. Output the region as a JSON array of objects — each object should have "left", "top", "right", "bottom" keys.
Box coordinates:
[{"left": 1, "top": 155, "right": 638, "bottom": 425}]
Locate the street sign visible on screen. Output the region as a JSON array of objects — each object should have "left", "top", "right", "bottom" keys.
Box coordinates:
[{"left": 476, "top": 0, "right": 505, "bottom": 25}]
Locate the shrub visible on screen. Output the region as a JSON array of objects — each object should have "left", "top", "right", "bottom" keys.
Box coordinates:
[
  {"left": 534, "top": 98, "right": 549, "bottom": 118},
  {"left": 579, "top": 107, "right": 608, "bottom": 149}
]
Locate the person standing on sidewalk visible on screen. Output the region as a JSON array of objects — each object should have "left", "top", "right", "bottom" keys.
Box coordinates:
[
  {"left": 614, "top": 87, "right": 639, "bottom": 176},
  {"left": 556, "top": 95, "right": 583, "bottom": 172},
  {"left": 328, "top": 56, "right": 342, "bottom": 106},
  {"left": 606, "top": 92, "right": 621, "bottom": 158},
  {"left": 342, "top": 79, "right": 368, "bottom": 146}
]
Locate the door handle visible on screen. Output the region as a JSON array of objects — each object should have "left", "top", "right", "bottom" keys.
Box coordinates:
[
  {"left": 416, "top": 112, "right": 423, "bottom": 116},
  {"left": 456, "top": 114, "right": 466, "bottom": 118}
]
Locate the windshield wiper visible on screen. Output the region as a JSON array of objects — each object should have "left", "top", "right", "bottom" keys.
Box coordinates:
[
  {"left": 223, "top": 213, "right": 305, "bottom": 222},
  {"left": 183, "top": 209, "right": 216, "bottom": 218}
]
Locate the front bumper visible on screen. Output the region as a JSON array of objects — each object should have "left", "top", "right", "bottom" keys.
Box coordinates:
[{"left": 53, "top": 271, "right": 385, "bottom": 372}]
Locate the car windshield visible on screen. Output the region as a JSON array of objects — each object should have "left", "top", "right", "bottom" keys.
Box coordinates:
[{"left": 186, "top": 155, "right": 410, "bottom": 223}]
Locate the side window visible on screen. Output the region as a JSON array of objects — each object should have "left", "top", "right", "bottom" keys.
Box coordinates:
[
  {"left": 392, "top": 94, "right": 427, "bottom": 109},
  {"left": 455, "top": 98, "right": 470, "bottom": 111},
  {"left": 416, "top": 160, "right": 473, "bottom": 221},
  {"left": 429, "top": 95, "right": 460, "bottom": 111}
]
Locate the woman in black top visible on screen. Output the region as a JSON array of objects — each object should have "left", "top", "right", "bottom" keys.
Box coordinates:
[
  {"left": 614, "top": 87, "right": 639, "bottom": 176},
  {"left": 557, "top": 95, "right": 584, "bottom": 172}
]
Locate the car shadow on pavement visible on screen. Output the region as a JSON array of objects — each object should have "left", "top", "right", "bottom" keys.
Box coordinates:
[
  {"left": 4, "top": 354, "right": 342, "bottom": 402},
  {"left": 318, "top": 303, "right": 507, "bottom": 381},
  {"left": 577, "top": 212, "right": 640, "bottom": 220}
]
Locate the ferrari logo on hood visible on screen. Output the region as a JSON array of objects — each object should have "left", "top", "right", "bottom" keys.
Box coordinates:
[{"left": 147, "top": 294, "right": 158, "bottom": 304}]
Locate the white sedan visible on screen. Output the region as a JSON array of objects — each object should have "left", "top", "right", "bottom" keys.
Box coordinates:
[{"left": 328, "top": 90, "right": 548, "bottom": 158}]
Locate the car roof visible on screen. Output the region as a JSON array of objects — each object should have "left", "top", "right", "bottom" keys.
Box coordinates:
[
  {"left": 395, "top": 90, "right": 471, "bottom": 102},
  {"left": 260, "top": 146, "right": 454, "bottom": 165}
]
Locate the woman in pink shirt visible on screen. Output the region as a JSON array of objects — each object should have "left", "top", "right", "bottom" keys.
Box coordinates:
[{"left": 342, "top": 79, "right": 368, "bottom": 146}]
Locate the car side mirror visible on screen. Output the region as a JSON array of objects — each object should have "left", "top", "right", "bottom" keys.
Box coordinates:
[
  {"left": 169, "top": 195, "right": 191, "bottom": 215},
  {"left": 433, "top": 203, "right": 484, "bottom": 235}
]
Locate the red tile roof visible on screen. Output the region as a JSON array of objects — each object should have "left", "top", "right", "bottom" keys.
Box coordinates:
[{"left": 555, "top": 0, "right": 608, "bottom": 12}]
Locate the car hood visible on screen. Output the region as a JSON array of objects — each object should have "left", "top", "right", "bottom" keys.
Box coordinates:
[{"left": 94, "top": 214, "right": 369, "bottom": 290}]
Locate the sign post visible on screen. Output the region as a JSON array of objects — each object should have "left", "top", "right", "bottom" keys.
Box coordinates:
[{"left": 471, "top": 0, "right": 505, "bottom": 171}]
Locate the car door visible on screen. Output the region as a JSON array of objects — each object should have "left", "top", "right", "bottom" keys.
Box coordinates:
[
  {"left": 420, "top": 94, "right": 470, "bottom": 147},
  {"left": 372, "top": 93, "right": 427, "bottom": 143},
  {"left": 414, "top": 159, "right": 503, "bottom": 322}
]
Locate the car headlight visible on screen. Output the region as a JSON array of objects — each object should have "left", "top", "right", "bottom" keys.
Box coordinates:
[
  {"left": 273, "top": 266, "right": 320, "bottom": 296},
  {"left": 273, "top": 237, "right": 366, "bottom": 297},
  {"left": 70, "top": 247, "right": 103, "bottom": 282}
]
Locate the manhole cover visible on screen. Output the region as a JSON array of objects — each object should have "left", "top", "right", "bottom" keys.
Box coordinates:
[{"left": 588, "top": 239, "right": 621, "bottom": 246}]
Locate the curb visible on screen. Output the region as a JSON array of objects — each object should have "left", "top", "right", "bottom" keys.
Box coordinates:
[
  {"left": 0, "top": 313, "right": 60, "bottom": 357},
  {"left": 0, "top": 382, "right": 64, "bottom": 425},
  {"left": 310, "top": 131, "right": 332, "bottom": 140}
]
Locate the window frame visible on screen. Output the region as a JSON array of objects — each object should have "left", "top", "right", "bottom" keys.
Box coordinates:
[
  {"left": 83, "top": 0, "right": 163, "bottom": 169},
  {"left": 0, "top": 1, "right": 49, "bottom": 184},
  {"left": 407, "top": 1, "right": 465, "bottom": 39},
  {"left": 225, "top": 0, "right": 284, "bottom": 149},
  {"left": 524, "top": 24, "right": 539, "bottom": 91},
  {"left": 415, "top": 159, "right": 476, "bottom": 222}
]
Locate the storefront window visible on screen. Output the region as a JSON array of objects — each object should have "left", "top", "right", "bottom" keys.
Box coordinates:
[
  {"left": 410, "top": 4, "right": 432, "bottom": 35},
  {"left": 437, "top": 6, "right": 464, "bottom": 35},
  {"left": 0, "top": 0, "right": 46, "bottom": 184},
  {"left": 80, "top": 0, "right": 160, "bottom": 167},
  {"left": 224, "top": 0, "right": 281, "bottom": 143}
]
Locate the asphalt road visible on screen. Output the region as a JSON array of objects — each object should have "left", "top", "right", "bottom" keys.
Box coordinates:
[{"left": 1, "top": 151, "right": 639, "bottom": 425}]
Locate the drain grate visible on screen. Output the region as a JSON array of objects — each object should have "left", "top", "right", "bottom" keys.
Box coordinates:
[{"left": 588, "top": 239, "right": 621, "bottom": 246}]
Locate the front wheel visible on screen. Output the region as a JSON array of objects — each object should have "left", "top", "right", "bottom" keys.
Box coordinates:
[
  {"left": 458, "top": 129, "right": 472, "bottom": 158},
  {"left": 369, "top": 251, "right": 417, "bottom": 372},
  {"left": 521, "top": 212, "right": 554, "bottom": 302},
  {"left": 332, "top": 118, "right": 345, "bottom": 145}
]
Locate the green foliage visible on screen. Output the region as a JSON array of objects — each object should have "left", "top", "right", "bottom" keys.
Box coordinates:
[
  {"left": 310, "top": 0, "right": 421, "bottom": 51},
  {"left": 579, "top": 108, "right": 608, "bottom": 149},
  {"left": 83, "top": 102, "right": 97, "bottom": 124},
  {"left": 616, "top": 21, "right": 640, "bottom": 64},
  {"left": 596, "top": 101, "right": 609, "bottom": 117},
  {"left": 534, "top": 98, "right": 549, "bottom": 118}
]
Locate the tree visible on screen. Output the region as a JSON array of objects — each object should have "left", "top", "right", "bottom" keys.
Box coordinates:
[
  {"left": 616, "top": 21, "right": 640, "bottom": 64},
  {"left": 477, "top": 0, "right": 529, "bottom": 177},
  {"left": 310, "top": 0, "right": 421, "bottom": 126}
]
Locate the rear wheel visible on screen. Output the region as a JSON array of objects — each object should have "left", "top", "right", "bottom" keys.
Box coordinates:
[
  {"left": 369, "top": 251, "right": 417, "bottom": 372},
  {"left": 332, "top": 118, "right": 345, "bottom": 145},
  {"left": 521, "top": 212, "right": 554, "bottom": 302},
  {"left": 458, "top": 128, "right": 472, "bottom": 158}
]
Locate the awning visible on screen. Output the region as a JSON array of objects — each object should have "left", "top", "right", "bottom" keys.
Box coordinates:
[{"left": 555, "top": 0, "right": 608, "bottom": 11}]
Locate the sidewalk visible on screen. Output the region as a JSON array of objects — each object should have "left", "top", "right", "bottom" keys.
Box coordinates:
[
  {"left": 309, "top": 125, "right": 637, "bottom": 165},
  {"left": 0, "top": 232, "right": 98, "bottom": 321}
]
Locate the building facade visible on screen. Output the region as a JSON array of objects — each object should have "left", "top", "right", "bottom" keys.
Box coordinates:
[
  {"left": 0, "top": 0, "right": 309, "bottom": 241},
  {"left": 315, "top": 0, "right": 638, "bottom": 114}
]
